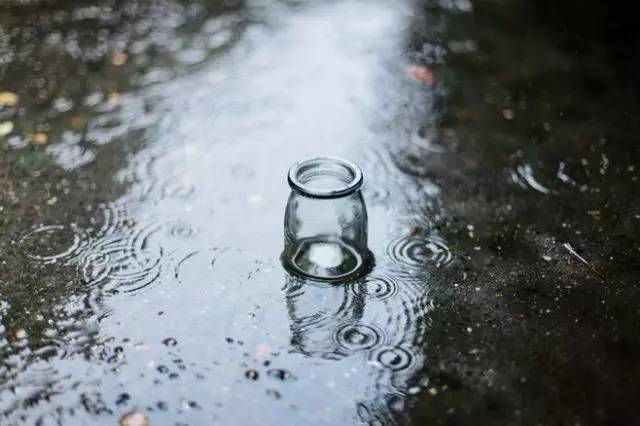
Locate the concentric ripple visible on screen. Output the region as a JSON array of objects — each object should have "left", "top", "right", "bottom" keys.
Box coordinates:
[
  {"left": 368, "top": 345, "right": 416, "bottom": 372},
  {"left": 386, "top": 234, "right": 453, "bottom": 268},
  {"left": 78, "top": 221, "right": 164, "bottom": 295},
  {"left": 351, "top": 273, "right": 400, "bottom": 301},
  {"left": 173, "top": 249, "right": 219, "bottom": 285},
  {"left": 165, "top": 219, "right": 197, "bottom": 239},
  {"left": 19, "top": 225, "right": 90, "bottom": 264},
  {"left": 333, "top": 323, "right": 385, "bottom": 353}
]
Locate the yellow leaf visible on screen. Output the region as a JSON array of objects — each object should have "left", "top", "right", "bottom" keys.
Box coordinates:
[
  {"left": 107, "top": 92, "right": 121, "bottom": 105},
  {"left": 112, "top": 52, "right": 128, "bottom": 66},
  {"left": 0, "top": 91, "right": 19, "bottom": 107},
  {"left": 27, "top": 133, "right": 48, "bottom": 145},
  {"left": 0, "top": 121, "right": 13, "bottom": 136},
  {"left": 120, "top": 412, "right": 149, "bottom": 426}
]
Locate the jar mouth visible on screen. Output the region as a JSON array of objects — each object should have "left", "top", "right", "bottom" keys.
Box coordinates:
[{"left": 288, "top": 157, "right": 363, "bottom": 199}]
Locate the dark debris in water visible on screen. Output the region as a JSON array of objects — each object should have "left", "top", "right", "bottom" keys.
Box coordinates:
[{"left": 162, "top": 337, "right": 178, "bottom": 347}]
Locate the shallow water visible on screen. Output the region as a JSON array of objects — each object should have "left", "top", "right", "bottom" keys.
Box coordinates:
[{"left": 1, "top": 0, "right": 639, "bottom": 424}]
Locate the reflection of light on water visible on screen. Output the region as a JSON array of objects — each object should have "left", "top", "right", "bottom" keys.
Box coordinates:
[
  {"left": 308, "top": 242, "right": 343, "bottom": 268},
  {"left": 290, "top": 237, "right": 364, "bottom": 280},
  {"left": 512, "top": 164, "right": 550, "bottom": 194}
]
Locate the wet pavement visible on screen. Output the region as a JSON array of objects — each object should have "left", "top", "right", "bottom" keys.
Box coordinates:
[{"left": 1, "top": 0, "right": 639, "bottom": 424}]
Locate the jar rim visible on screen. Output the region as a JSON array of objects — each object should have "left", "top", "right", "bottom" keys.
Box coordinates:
[{"left": 288, "top": 157, "right": 363, "bottom": 199}]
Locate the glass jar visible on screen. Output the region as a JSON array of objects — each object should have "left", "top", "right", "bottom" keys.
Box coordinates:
[{"left": 282, "top": 157, "right": 372, "bottom": 281}]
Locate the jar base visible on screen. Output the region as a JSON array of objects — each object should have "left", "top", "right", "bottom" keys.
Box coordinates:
[{"left": 283, "top": 235, "right": 370, "bottom": 281}]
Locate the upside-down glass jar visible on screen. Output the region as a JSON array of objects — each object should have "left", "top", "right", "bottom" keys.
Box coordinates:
[{"left": 282, "top": 157, "right": 372, "bottom": 281}]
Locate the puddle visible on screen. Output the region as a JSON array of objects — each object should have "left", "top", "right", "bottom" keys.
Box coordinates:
[{"left": 1, "top": 0, "right": 639, "bottom": 424}]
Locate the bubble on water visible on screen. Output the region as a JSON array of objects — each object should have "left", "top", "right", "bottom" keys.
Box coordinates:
[
  {"left": 386, "top": 234, "right": 453, "bottom": 268},
  {"left": 334, "top": 323, "right": 385, "bottom": 352},
  {"left": 19, "top": 224, "right": 90, "bottom": 264}
]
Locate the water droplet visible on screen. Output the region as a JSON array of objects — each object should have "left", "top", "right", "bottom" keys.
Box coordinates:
[
  {"left": 333, "top": 323, "right": 384, "bottom": 352},
  {"left": 386, "top": 234, "right": 453, "bottom": 268},
  {"left": 352, "top": 274, "right": 399, "bottom": 301},
  {"left": 369, "top": 346, "right": 416, "bottom": 372},
  {"left": 166, "top": 219, "right": 197, "bottom": 239}
]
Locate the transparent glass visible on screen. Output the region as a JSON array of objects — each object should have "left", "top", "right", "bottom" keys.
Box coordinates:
[{"left": 282, "top": 157, "right": 372, "bottom": 281}]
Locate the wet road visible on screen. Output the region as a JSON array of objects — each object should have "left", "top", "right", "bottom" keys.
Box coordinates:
[{"left": 1, "top": 0, "right": 639, "bottom": 425}]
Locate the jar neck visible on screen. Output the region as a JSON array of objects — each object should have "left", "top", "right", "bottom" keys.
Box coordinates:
[{"left": 288, "top": 157, "right": 363, "bottom": 199}]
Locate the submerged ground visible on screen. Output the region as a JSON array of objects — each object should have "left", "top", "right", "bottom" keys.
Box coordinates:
[{"left": 0, "top": 0, "right": 639, "bottom": 424}]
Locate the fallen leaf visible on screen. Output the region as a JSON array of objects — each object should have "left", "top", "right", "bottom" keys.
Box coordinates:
[
  {"left": 27, "top": 133, "right": 48, "bottom": 145},
  {"left": 69, "top": 116, "right": 87, "bottom": 129},
  {"left": 587, "top": 210, "right": 601, "bottom": 219},
  {"left": 119, "top": 411, "right": 149, "bottom": 426},
  {"left": 407, "top": 65, "right": 435, "bottom": 83},
  {"left": 107, "top": 92, "right": 121, "bottom": 105},
  {"left": 112, "top": 52, "right": 128, "bottom": 66},
  {"left": 502, "top": 108, "right": 515, "bottom": 120},
  {"left": 0, "top": 91, "right": 19, "bottom": 107},
  {"left": 0, "top": 121, "right": 13, "bottom": 136}
]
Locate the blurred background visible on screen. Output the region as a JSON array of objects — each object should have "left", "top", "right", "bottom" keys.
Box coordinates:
[{"left": 0, "top": 0, "right": 639, "bottom": 424}]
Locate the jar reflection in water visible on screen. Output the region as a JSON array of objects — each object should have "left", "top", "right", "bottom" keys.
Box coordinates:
[{"left": 283, "top": 157, "right": 372, "bottom": 281}]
